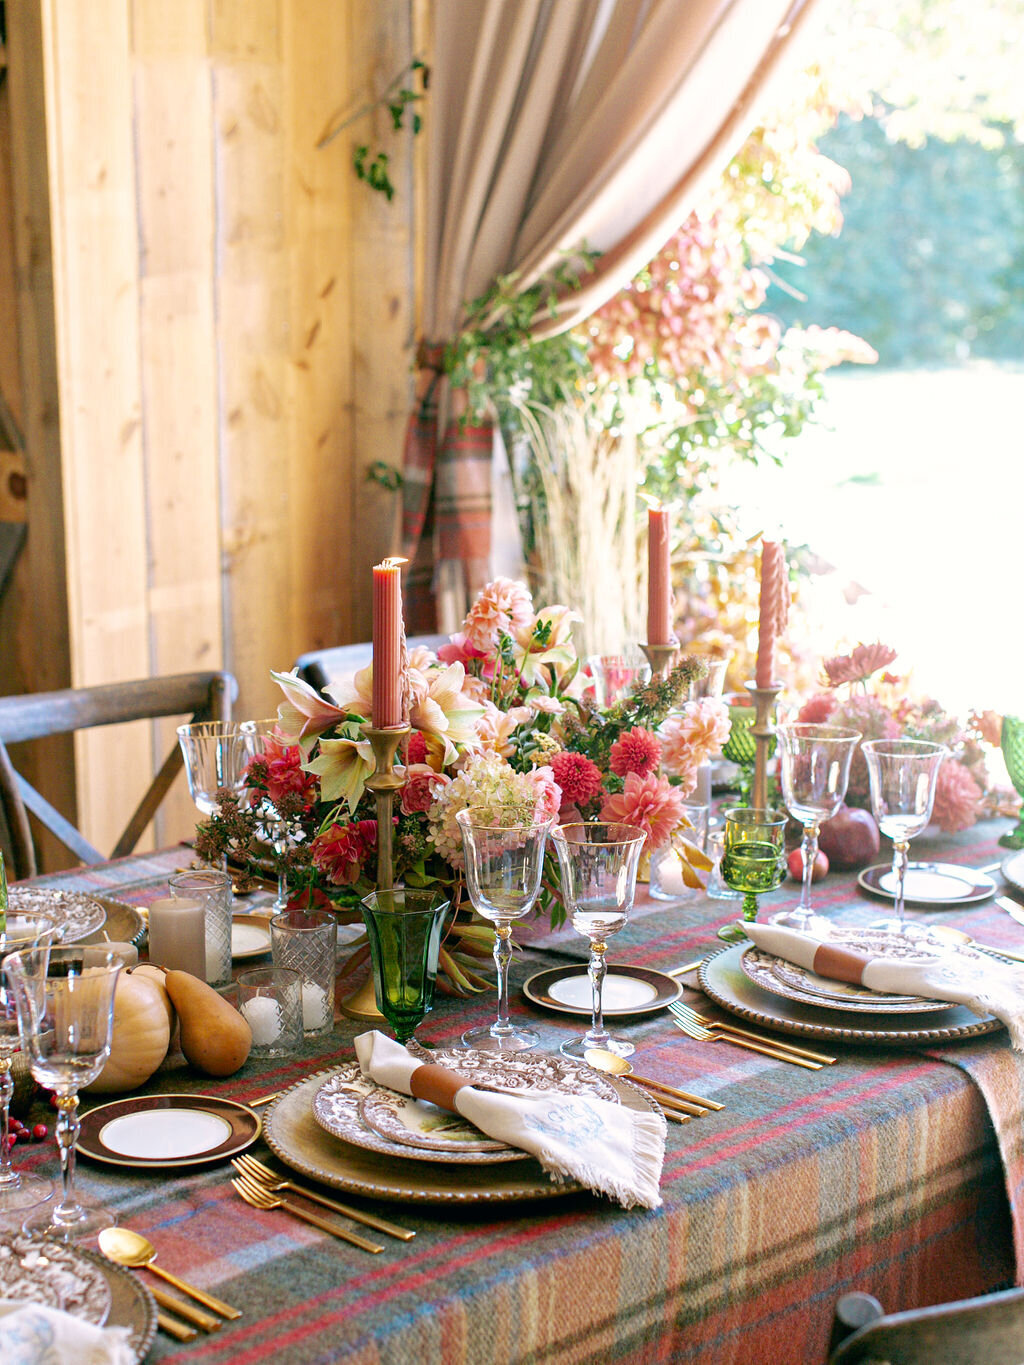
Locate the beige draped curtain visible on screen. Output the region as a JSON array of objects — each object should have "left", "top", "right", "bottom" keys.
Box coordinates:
[{"left": 403, "top": 0, "right": 821, "bottom": 631}]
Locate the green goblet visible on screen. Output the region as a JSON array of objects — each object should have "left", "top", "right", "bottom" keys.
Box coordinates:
[
  {"left": 721, "top": 697, "right": 759, "bottom": 800},
  {"left": 1000, "top": 715, "right": 1024, "bottom": 849},
  {"left": 717, "top": 806, "right": 788, "bottom": 943},
  {"left": 359, "top": 889, "right": 452, "bottom": 1044}
]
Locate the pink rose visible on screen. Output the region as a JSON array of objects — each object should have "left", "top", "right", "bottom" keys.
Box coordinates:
[{"left": 400, "top": 764, "right": 451, "bottom": 816}]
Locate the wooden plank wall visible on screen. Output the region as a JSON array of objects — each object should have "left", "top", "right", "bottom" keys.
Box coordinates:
[{"left": 3, "top": 0, "right": 415, "bottom": 866}]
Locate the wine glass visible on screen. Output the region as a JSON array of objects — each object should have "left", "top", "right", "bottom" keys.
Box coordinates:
[
  {"left": 5, "top": 945, "right": 122, "bottom": 1240},
  {"left": 550, "top": 822, "right": 646, "bottom": 1060},
  {"left": 861, "top": 738, "right": 949, "bottom": 936},
  {"left": 717, "top": 806, "right": 788, "bottom": 942},
  {"left": 586, "top": 652, "right": 651, "bottom": 707},
  {"left": 771, "top": 724, "right": 862, "bottom": 932},
  {"left": 359, "top": 889, "right": 452, "bottom": 1044},
  {"left": 456, "top": 807, "right": 554, "bottom": 1054},
  {"left": 177, "top": 722, "right": 253, "bottom": 873},
  {"left": 241, "top": 719, "right": 302, "bottom": 911},
  {"left": 0, "top": 903, "right": 58, "bottom": 1215},
  {"left": 999, "top": 714, "right": 1024, "bottom": 849}
]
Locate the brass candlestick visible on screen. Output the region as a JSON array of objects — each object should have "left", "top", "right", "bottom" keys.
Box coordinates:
[
  {"left": 362, "top": 723, "right": 410, "bottom": 890},
  {"left": 640, "top": 641, "right": 679, "bottom": 680},
  {"left": 340, "top": 723, "right": 410, "bottom": 1023},
  {"left": 745, "top": 682, "right": 781, "bottom": 811}
]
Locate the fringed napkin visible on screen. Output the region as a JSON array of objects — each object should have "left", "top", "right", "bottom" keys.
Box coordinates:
[
  {"left": 0, "top": 1304, "right": 134, "bottom": 1364},
  {"left": 354, "top": 1031, "right": 666, "bottom": 1209},
  {"left": 745, "top": 922, "right": 1024, "bottom": 1050}
]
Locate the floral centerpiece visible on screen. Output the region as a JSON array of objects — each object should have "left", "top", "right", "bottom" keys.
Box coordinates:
[
  {"left": 195, "top": 578, "right": 730, "bottom": 993},
  {"left": 795, "top": 641, "right": 1012, "bottom": 834}
]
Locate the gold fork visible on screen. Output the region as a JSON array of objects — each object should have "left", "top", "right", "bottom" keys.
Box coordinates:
[
  {"left": 672, "top": 1002, "right": 837, "bottom": 1065},
  {"left": 230, "top": 1175, "right": 384, "bottom": 1253},
  {"left": 668, "top": 1004, "right": 822, "bottom": 1069},
  {"left": 232, "top": 1155, "right": 415, "bottom": 1241}
]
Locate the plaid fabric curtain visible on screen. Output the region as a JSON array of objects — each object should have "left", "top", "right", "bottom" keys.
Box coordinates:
[{"left": 404, "top": 0, "right": 822, "bottom": 630}]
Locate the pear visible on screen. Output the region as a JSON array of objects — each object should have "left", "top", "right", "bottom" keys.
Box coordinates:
[{"left": 164, "top": 970, "right": 252, "bottom": 1077}]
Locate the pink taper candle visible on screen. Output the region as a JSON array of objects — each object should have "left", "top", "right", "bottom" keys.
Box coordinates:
[
  {"left": 756, "top": 540, "right": 787, "bottom": 687},
  {"left": 646, "top": 502, "right": 674, "bottom": 645},
  {"left": 372, "top": 557, "right": 406, "bottom": 728}
]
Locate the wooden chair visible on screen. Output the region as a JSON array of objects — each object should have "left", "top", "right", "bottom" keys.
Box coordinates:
[
  {"left": 828, "top": 1287, "right": 1024, "bottom": 1363},
  {"left": 294, "top": 635, "right": 449, "bottom": 697},
  {"left": 0, "top": 670, "right": 237, "bottom": 879}
]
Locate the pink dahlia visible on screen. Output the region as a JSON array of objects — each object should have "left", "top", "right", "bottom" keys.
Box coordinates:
[
  {"left": 599, "top": 771, "right": 686, "bottom": 849},
  {"left": 796, "top": 693, "right": 839, "bottom": 724},
  {"left": 550, "top": 751, "right": 604, "bottom": 806},
  {"left": 931, "top": 760, "right": 982, "bottom": 834},
  {"left": 609, "top": 726, "right": 662, "bottom": 778}
]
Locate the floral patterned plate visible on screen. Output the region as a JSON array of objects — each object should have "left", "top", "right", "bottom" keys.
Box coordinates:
[
  {"left": 313, "top": 1048, "right": 620, "bottom": 1165},
  {"left": 0, "top": 1233, "right": 111, "bottom": 1325},
  {"left": 8, "top": 887, "right": 106, "bottom": 943}
]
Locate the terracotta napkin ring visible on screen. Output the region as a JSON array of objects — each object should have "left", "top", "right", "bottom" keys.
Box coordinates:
[
  {"left": 409, "top": 1063, "right": 471, "bottom": 1113},
  {"left": 813, "top": 942, "right": 872, "bottom": 985}
]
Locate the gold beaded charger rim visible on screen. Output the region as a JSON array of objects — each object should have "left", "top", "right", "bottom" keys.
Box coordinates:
[{"left": 263, "top": 1066, "right": 659, "bottom": 1205}]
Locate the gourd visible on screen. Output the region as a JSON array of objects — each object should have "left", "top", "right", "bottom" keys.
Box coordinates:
[
  {"left": 84, "top": 969, "right": 173, "bottom": 1094},
  {"left": 164, "top": 970, "right": 252, "bottom": 1077}
]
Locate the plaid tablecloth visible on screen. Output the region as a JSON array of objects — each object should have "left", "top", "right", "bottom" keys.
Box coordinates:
[{"left": 14, "top": 822, "right": 1022, "bottom": 1364}]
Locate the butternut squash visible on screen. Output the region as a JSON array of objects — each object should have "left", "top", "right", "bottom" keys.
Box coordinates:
[{"left": 164, "top": 971, "right": 252, "bottom": 1077}]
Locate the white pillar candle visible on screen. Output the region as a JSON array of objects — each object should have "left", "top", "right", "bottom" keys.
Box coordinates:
[
  {"left": 240, "top": 996, "right": 283, "bottom": 1046},
  {"left": 147, "top": 898, "right": 207, "bottom": 978},
  {"left": 301, "top": 981, "right": 330, "bottom": 1032}
]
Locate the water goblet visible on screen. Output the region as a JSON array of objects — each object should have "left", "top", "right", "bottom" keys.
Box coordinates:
[
  {"left": 861, "top": 738, "right": 949, "bottom": 937},
  {"left": 0, "top": 905, "right": 58, "bottom": 1216},
  {"left": 5, "top": 945, "right": 122, "bottom": 1240},
  {"left": 999, "top": 715, "right": 1024, "bottom": 849},
  {"left": 550, "top": 822, "right": 646, "bottom": 1060},
  {"left": 177, "top": 721, "right": 253, "bottom": 874},
  {"left": 720, "top": 696, "right": 758, "bottom": 801},
  {"left": 241, "top": 719, "right": 304, "bottom": 911},
  {"left": 586, "top": 651, "right": 651, "bottom": 708},
  {"left": 771, "top": 724, "right": 862, "bottom": 932},
  {"left": 359, "top": 889, "right": 451, "bottom": 1045},
  {"left": 456, "top": 807, "right": 554, "bottom": 1054},
  {"left": 717, "top": 807, "right": 788, "bottom": 942}
]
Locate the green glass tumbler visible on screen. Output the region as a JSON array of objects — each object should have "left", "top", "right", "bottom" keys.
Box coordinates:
[
  {"left": 359, "top": 889, "right": 451, "bottom": 1044},
  {"left": 1000, "top": 715, "right": 1024, "bottom": 849}
]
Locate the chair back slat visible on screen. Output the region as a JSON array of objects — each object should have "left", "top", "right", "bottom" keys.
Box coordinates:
[{"left": 0, "top": 670, "right": 237, "bottom": 878}]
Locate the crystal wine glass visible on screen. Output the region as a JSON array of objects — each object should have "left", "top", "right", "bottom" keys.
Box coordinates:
[
  {"left": 242, "top": 719, "right": 303, "bottom": 911},
  {"left": 456, "top": 807, "right": 554, "bottom": 1054},
  {"left": 359, "top": 889, "right": 452, "bottom": 1044},
  {"left": 586, "top": 652, "right": 651, "bottom": 708},
  {"left": 717, "top": 806, "right": 788, "bottom": 942},
  {"left": 0, "top": 903, "right": 57, "bottom": 1215},
  {"left": 999, "top": 715, "right": 1024, "bottom": 849},
  {"left": 5, "top": 945, "right": 122, "bottom": 1240},
  {"left": 177, "top": 721, "right": 253, "bottom": 875},
  {"left": 861, "top": 738, "right": 949, "bottom": 937},
  {"left": 550, "top": 822, "right": 646, "bottom": 1060},
  {"left": 771, "top": 723, "right": 862, "bottom": 933}
]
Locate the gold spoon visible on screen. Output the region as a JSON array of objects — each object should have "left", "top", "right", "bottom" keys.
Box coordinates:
[
  {"left": 930, "top": 925, "right": 1024, "bottom": 963},
  {"left": 584, "top": 1049, "right": 723, "bottom": 1114},
  {"left": 98, "top": 1227, "right": 241, "bottom": 1320}
]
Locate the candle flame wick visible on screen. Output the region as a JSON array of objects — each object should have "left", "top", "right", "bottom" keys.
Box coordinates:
[
  {"left": 639, "top": 492, "right": 661, "bottom": 510},
  {"left": 376, "top": 557, "right": 409, "bottom": 570}
]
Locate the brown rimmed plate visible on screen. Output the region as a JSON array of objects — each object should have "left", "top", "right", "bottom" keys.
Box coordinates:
[
  {"left": 698, "top": 944, "right": 1002, "bottom": 1046},
  {"left": 523, "top": 964, "right": 682, "bottom": 1017},
  {"left": 858, "top": 861, "right": 996, "bottom": 907},
  {"left": 265, "top": 1067, "right": 659, "bottom": 1205},
  {"left": 77, "top": 1094, "right": 261, "bottom": 1168}
]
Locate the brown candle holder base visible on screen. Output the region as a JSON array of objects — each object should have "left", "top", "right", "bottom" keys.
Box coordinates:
[
  {"left": 337, "top": 972, "right": 382, "bottom": 1023},
  {"left": 745, "top": 681, "right": 782, "bottom": 810},
  {"left": 640, "top": 641, "right": 679, "bottom": 680}
]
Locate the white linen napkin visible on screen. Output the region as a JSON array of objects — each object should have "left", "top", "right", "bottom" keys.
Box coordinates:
[
  {"left": 0, "top": 1304, "right": 134, "bottom": 1364},
  {"left": 745, "top": 922, "right": 1024, "bottom": 1050},
  {"left": 354, "top": 1031, "right": 666, "bottom": 1209}
]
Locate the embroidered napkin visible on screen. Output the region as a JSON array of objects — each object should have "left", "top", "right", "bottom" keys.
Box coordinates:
[
  {"left": 0, "top": 1304, "right": 134, "bottom": 1364},
  {"left": 354, "top": 1031, "right": 666, "bottom": 1209},
  {"left": 745, "top": 922, "right": 1024, "bottom": 1050}
]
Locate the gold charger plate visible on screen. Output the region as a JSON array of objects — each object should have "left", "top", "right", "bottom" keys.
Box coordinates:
[
  {"left": 263, "top": 1066, "right": 658, "bottom": 1205},
  {"left": 699, "top": 944, "right": 1002, "bottom": 1046},
  {"left": 77, "top": 897, "right": 146, "bottom": 948}
]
